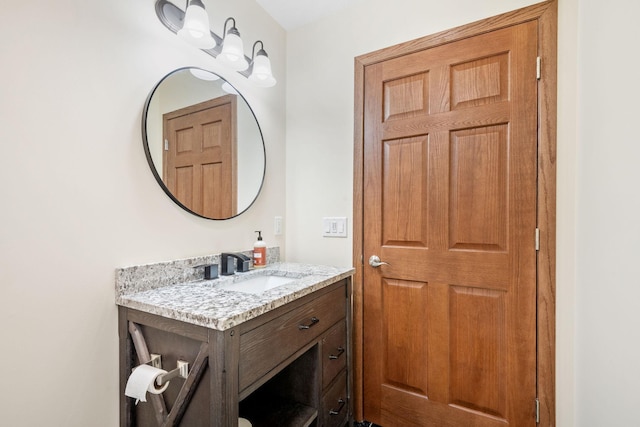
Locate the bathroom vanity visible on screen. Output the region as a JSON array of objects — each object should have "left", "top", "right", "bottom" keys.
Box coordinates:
[{"left": 116, "top": 260, "right": 353, "bottom": 427}]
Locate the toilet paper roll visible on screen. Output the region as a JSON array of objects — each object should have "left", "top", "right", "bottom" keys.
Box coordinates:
[
  {"left": 125, "top": 364, "right": 169, "bottom": 402},
  {"left": 238, "top": 418, "right": 252, "bottom": 427}
]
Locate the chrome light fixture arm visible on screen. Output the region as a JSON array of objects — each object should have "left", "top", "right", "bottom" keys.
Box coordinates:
[{"left": 251, "top": 40, "right": 265, "bottom": 59}]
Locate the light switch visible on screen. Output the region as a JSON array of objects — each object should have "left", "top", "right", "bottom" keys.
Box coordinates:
[{"left": 322, "top": 217, "right": 348, "bottom": 238}]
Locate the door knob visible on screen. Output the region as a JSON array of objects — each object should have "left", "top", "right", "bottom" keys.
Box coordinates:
[{"left": 369, "top": 255, "right": 389, "bottom": 268}]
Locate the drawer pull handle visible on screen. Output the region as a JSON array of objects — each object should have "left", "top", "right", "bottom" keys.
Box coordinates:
[
  {"left": 329, "top": 398, "right": 346, "bottom": 416},
  {"left": 298, "top": 317, "right": 319, "bottom": 330},
  {"left": 329, "top": 347, "right": 345, "bottom": 360}
]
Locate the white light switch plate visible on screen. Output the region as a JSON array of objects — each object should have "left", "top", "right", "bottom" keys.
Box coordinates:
[{"left": 322, "top": 217, "right": 348, "bottom": 238}]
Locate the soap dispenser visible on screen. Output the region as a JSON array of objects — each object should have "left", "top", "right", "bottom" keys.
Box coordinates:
[{"left": 253, "top": 231, "right": 266, "bottom": 268}]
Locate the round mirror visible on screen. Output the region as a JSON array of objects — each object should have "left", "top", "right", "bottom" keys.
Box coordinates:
[{"left": 143, "top": 67, "right": 265, "bottom": 220}]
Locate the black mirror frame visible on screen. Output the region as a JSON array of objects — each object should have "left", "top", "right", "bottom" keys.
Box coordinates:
[{"left": 141, "top": 67, "right": 266, "bottom": 220}]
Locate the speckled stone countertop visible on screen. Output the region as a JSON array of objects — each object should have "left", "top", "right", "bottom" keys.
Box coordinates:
[{"left": 116, "top": 261, "right": 354, "bottom": 331}]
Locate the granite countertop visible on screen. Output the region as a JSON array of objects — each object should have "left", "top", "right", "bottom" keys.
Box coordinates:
[{"left": 116, "top": 262, "right": 354, "bottom": 331}]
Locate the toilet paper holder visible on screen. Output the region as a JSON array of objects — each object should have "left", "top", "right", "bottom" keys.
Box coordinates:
[{"left": 147, "top": 353, "right": 189, "bottom": 386}]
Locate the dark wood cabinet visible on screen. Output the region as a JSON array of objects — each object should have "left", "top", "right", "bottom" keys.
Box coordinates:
[{"left": 119, "top": 278, "right": 351, "bottom": 427}]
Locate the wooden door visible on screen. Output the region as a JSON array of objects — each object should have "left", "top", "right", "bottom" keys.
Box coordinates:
[
  {"left": 163, "top": 95, "right": 237, "bottom": 218},
  {"left": 362, "top": 21, "right": 538, "bottom": 426}
]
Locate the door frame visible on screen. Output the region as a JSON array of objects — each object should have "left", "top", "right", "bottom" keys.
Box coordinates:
[{"left": 352, "top": 1, "right": 557, "bottom": 424}]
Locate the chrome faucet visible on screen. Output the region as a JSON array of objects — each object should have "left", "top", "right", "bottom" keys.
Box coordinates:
[{"left": 220, "top": 253, "right": 251, "bottom": 275}]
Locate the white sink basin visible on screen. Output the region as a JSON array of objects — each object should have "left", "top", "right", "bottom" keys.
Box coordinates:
[{"left": 218, "top": 275, "right": 297, "bottom": 294}]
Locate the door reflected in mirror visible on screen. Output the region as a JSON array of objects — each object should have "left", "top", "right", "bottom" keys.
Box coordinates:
[{"left": 143, "top": 67, "right": 265, "bottom": 219}]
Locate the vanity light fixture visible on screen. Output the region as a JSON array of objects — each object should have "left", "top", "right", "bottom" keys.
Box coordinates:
[
  {"left": 217, "top": 18, "right": 249, "bottom": 71},
  {"left": 154, "top": 0, "right": 276, "bottom": 87},
  {"left": 248, "top": 41, "right": 276, "bottom": 87},
  {"left": 177, "top": 0, "right": 216, "bottom": 49}
]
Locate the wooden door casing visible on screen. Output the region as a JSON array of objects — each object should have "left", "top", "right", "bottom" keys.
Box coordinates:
[{"left": 353, "top": 1, "right": 557, "bottom": 426}]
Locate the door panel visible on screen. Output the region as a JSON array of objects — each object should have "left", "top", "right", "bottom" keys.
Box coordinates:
[
  {"left": 382, "top": 135, "right": 429, "bottom": 246},
  {"left": 449, "top": 124, "right": 508, "bottom": 251},
  {"left": 363, "top": 21, "right": 538, "bottom": 426},
  {"left": 449, "top": 286, "right": 506, "bottom": 417},
  {"left": 383, "top": 278, "right": 429, "bottom": 394}
]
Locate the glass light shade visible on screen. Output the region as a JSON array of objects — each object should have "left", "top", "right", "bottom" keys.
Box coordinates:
[
  {"left": 177, "top": 1, "right": 216, "bottom": 49},
  {"left": 249, "top": 53, "right": 276, "bottom": 87},
  {"left": 221, "top": 82, "right": 239, "bottom": 94},
  {"left": 189, "top": 68, "right": 220, "bottom": 81},
  {"left": 218, "top": 32, "right": 249, "bottom": 71}
]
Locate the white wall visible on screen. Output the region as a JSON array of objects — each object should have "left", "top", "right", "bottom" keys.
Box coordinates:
[
  {"left": 575, "top": 1, "right": 640, "bottom": 426},
  {"left": 2, "top": 0, "right": 639, "bottom": 425},
  {"left": 0, "top": 0, "right": 285, "bottom": 425},
  {"left": 283, "top": 0, "right": 634, "bottom": 426}
]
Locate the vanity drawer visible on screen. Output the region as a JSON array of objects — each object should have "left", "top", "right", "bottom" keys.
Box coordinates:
[
  {"left": 239, "top": 285, "right": 346, "bottom": 391},
  {"left": 322, "top": 319, "right": 347, "bottom": 388},
  {"left": 322, "top": 370, "right": 348, "bottom": 427}
]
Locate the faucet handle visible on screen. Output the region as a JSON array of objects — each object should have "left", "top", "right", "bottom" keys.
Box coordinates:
[
  {"left": 203, "top": 264, "right": 218, "bottom": 279},
  {"left": 194, "top": 264, "right": 219, "bottom": 280}
]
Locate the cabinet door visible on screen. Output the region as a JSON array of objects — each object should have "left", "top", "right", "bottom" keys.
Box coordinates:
[
  {"left": 322, "top": 370, "right": 348, "bottom": 427},
  {"left": 322, "top": 319, "right": 347, "bottom": 387}
]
